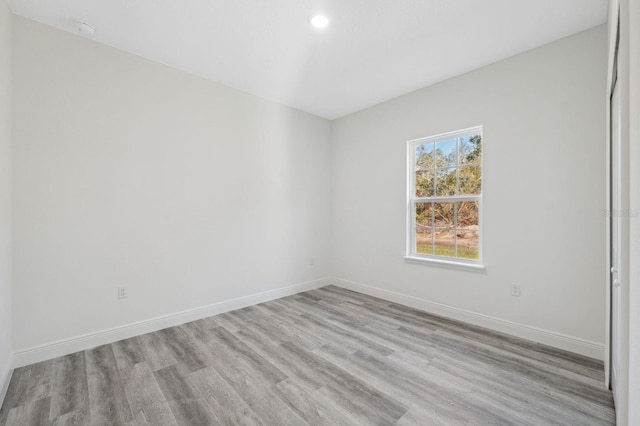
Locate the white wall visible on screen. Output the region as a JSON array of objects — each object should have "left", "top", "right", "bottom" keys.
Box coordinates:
[
  {"left": 12, "top": 17, "right": 332, "bottom": 355},
  {"left": 0, "top": 0, "right": 13, "bottom": 402},
  {"left": 331, "top": 26, "right": 607, "bottom": 358}
]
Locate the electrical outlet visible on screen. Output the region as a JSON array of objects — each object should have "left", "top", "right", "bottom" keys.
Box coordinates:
[
  {"left": 511, "top": 284, "right": 521, "bottom": 297},
  {"left": 118, "top": 286, "right": 128, "bottom": 299}
]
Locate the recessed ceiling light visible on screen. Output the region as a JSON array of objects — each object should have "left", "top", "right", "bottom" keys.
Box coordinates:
[{"left": 309, "top": 14, "right": 329, "bottom": 29}]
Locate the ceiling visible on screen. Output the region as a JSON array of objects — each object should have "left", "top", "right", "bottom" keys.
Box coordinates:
[{"left": 9, "top": 0, "right": 608, "bottom": 119}]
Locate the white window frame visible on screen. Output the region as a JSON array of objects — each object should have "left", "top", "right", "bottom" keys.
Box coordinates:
[{"left": 405, "top": 126, "right": 485, "bottom": 271}]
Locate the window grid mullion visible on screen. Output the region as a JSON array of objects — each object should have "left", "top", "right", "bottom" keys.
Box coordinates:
[
  {"left": 431, "top": 201, "right": 435, "bottom": 255},
  {"left": 413, "top": 196, "right": 480, "bottom": 203},
  {"left": 454, "top": 137, "right": 460, "bottom": 258},
  {"left": 454, "top": 202, "right": 458, "bottom": 258}
]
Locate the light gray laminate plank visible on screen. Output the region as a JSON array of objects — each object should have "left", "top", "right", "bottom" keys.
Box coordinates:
[
  {"left": 135, "top": 331, "right": 178, "bottom": 372},
  {"left": 297, "top": 312, "right": 395, "bottom": 356},
  {"left": 322, "top": 298, "right": 439, "bottom": 335},
  {"left": 395, "top": 401, "right": 470, "bottom": 426},
  {"left": 421, "top": 337, "right": 612, "bottom": 424},
  {"left": 245, "top": 314, "right": 326, "bottom": 351},
  {"left": 386, "top": 348, "right": 432, "bottom": 370},
  {"left": 305, "top": 288, "right": 365, "bottom": 306},
  {"left": 277, "top": 341, "right": 408, "bottom": 425},
  {"left": 207, "top": 363, "right": 307, "bottom": 426},
  {"left": 5, "top": 397, "right": 52, "bottom": 426},
  {"left": 85, "top": 344, "right": 134, "bottom": 425},
  {"left": 188, "top": 366, "right": 263, "bottom": 426},
  {"left": 272, "top": 378, "right": 364, "bottom": 426},
  {"left": 120, "top": 362, "right": 178, "bottom": 426},
  {"left": 188, "top": 330, "right": 307, "bottom": 426},
  {"left": 208, "top": 326, "right": 288, "bottom": 385},
  {"left": 156, "top": 326, "right": 209, "bottom": 373},
  {"left": 52, "top": 409, "right": 88, "bottom": 426},
  {"left": 153, "top": 364, "right": 199, "bottom": 402},
  {"left": 431, "top": 328, "right": 613, "bottom": 410},
  {"left": 227, "top": 305, "right": 272, "bottom": 324},
  {"left": 313, "top": 344, "right": 505, "bottom": 425},
  {"left": 316, "top": 286, "right": 391, "bottom": 307},
  {"left": 234, "top": 326, "right": 326, "bottom": 391},
  {"left": 374, "top": 297, "right": 605, "bottom": 380},
  {"left": 430, "top": 351, "right": 614, "bottom": 424},
  {"left": 464, "top": 390, "right": 612, "bottom": 426},
  {"left": 207, "top": 312, "right": 247, "bottom": 333},
  {"left": 269, "top": 298, "right": 394, "bottom": 356},
  {"left": 293, "top": 295, "right": 372, "bottom": 328},
  {"left": 427, "top": 330, "right": 613, "bottom": 410},
  {"left": 167, "top": 399, "right": 222, "bottom": 426},
  {"left": 0, "top": 368, "right": 25, "bottom": 425},
  {"left": 11, "top": 359, "right": 56, "bottom": 409},
  {"left": 49, "top": 352, "right": 88, "bottom": 420},
  {"left": 313, "top": 344, "right": 424, "bottom": 404},
  {"left": 276, "top": 300, "right": 433, "bottom": 361},
  {"left": 313, "top": 308, "right": 440, "bottom": 359},
  {"left": 111, "top": 338, "right": 146, "bottom": 370},
  {"left": 433, "top": 327, "right": 606, "bottom": 390}
]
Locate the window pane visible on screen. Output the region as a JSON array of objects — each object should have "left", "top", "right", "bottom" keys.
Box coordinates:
[
  {"left": 459, "top": 134, "right": 482, "bottom": 165},
  {"left": 434, "top": 228, "right": 455, "bottom": 257},
  {"left": 415, "top": 170, "right": 434, "bottom": 197},
  {"left": 456, "top": 231, "right": 479, "bottom": 260},
  {"left": 433, "top": 202, "right": 454, "bottom": 228},
  {"left": 456, "top": 201, "right": 479, "bottom": 231},
  {"left": 435, "top": 168, "right": 456, "bottom": 196},
  {"left": 415, "top": 144, "right": 434, "bottom": 171},
  {"left": 415, "top": 202, "right": 433, "bottom": 227},
  {"left": 416, "top": 202, "right": 433, "bottom": 255},
  {"left": 416, "top": 228, "right": 433, "bottom": 255},
  {"left": 459, "top": 165, "right": 481, "bottom": 195},
  {"left": 435, "top": 138, "right": 457, "bottom": 167}
]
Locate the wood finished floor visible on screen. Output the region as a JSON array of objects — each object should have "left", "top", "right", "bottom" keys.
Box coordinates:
[{"left": 0, "top": 285, "right": 614, "bottom": 425}]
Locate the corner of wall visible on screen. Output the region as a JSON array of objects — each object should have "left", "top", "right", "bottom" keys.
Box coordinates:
[
  {"left": 0, "top": 0, "right": 13, "bottom": 409},
  {"left": 0, "top": 354, "right": 13, "bottom": 406}
]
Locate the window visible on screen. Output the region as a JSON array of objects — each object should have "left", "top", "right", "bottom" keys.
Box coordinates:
[{"left": 406, "top": 127, "right": 482, "bottom": 268}]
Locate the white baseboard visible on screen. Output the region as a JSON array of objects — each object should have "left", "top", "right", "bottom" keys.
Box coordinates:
[
  {"left": 13, "top": 277, "right": 331, "bottom": 368},
  {"left": 13, "top": 275, "right": 604, "bottom": 368},
  {"left": 0, "top": 354, "right": 13, "bottom": 408},
  {"left": 331, "top": 277, "right": 605, "bottom": 360}
]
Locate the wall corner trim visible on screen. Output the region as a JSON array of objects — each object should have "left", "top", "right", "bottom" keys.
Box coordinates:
[
  {"left": 13, "top": 277, "right": 331, "bottom": 368},
  {"left": 331, "top": 277, "right": 605, "bottom": 360}
]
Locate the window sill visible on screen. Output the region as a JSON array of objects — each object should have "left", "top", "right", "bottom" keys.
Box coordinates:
[{"left": 403, "top": 255, "right": 486, "bottom": 272}]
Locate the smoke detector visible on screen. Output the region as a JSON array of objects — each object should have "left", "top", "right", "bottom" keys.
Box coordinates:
[{"left": 74, "top": 20, "right": 95, "bottom": 35}]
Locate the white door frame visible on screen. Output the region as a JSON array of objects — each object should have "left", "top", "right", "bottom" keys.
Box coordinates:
[
  {"left": 604, "top": 2, "right": 620, "bottom": 390},
  {"left": 605, "top": 1, "right": 640, "bottom": 423},
  {"left": 609, "top": 58, "right": 621, "bottom": 405}
]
